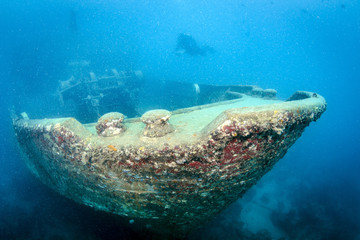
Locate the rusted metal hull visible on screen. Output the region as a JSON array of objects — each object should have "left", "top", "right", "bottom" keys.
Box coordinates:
[{"left": 13, "top": 91, "right": 326, "bottom": 238}]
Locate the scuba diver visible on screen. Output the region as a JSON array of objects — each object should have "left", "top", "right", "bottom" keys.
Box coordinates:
[{"left": 175, "top": 33, "right": 215, "bottom": 56}]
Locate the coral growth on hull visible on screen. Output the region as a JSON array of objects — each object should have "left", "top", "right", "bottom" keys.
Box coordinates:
[{"left": 13, "top": 89, "right": 326, "bottom": 238}]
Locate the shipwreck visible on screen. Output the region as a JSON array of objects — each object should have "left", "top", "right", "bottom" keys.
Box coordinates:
[{"left": 13, "top": 69, "right": 326, "bottom": 238}]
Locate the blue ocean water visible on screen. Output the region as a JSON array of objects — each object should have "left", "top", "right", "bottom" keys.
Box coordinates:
[{"left": 1, "top": 0, "right": 359, "bottom": 239}]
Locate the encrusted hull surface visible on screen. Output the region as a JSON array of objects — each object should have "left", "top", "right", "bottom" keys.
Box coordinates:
[{"left": 13, "top": 91, "right": 326, "bottom": 238}]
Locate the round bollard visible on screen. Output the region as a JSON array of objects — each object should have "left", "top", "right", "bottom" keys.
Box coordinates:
[
  {"left": 96, "top": 112, "right": 125, "bottom": 137},
  {"left": 141, "top": 109, "right": 174, "bottom": 137}
]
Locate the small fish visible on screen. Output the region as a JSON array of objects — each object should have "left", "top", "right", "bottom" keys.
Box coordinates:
[{"left": 107, "top": 144, "right": 117, "bottom": 151}]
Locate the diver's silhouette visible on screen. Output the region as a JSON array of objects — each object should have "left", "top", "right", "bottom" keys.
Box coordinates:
[{"left": 175, "top": 33, "right": 214, "bottom": 56}]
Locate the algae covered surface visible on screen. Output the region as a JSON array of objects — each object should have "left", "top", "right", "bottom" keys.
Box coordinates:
[{"left": 13, "top": 91, "right": 326, "bottom": 237}]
